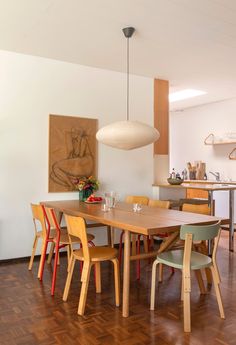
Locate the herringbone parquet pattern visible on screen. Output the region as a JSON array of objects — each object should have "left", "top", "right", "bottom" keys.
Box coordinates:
[{"left": 0, "top": 231, "right": 236, "bottom": 345}]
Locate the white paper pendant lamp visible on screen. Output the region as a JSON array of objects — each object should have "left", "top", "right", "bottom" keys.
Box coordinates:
[
  {"left": 96, "top": 27, "right": 160, "bottom": 150},
  {"left": 96, "top": 120, "right": 160, "bottom": 150}
]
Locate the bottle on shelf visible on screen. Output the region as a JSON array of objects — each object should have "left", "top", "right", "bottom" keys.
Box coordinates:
[
  {"left": 203, "top": 173, "right": 208, "bottom": 180},
  {"left": 171, "top": 168, "right": 176, "bottom": 179}
]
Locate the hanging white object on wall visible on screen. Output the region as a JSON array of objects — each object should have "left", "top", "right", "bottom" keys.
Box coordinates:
[{"left": 96, "top": 120, "right": 159, "bottom": 150}]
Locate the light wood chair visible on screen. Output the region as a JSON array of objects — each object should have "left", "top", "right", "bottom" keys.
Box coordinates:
[
  {"left": 182, "top": 203, "right": 211, "bottom": 215},
  {"left": 40, "top": 206, "right": 95, "bottom": 296},
  {"left": 148, "top": 199, "right": 170, "bottom": 209},
  {"left": 119, "top": 196, "right": 149, "bottom": 279},
  {"left": 148, "top": 199, "right": 174, "bottom": 279},
  {"left": 63, "top": 214, "right": 120, "bottom": 315},
  {"left": 182, "top": 203, "right": 212, "bottom": 285},
  {"left": 150, "top": 221, "right": 225, "bottom": 332},
  {"left": 29, "top": 204, "right": 48, "bottom": 278}
]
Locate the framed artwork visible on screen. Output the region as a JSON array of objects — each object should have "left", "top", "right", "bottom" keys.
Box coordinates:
[{"left": 48, "top": 114, "right": 98, "bottom": 192}]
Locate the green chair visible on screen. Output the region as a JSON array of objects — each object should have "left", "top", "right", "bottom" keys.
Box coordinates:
[{"left": 150, "top": 221, "right": 225, "bottom": 332}]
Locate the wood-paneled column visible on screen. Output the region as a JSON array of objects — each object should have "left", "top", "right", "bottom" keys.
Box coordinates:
[{"left": 153, "top": 79, "right": 169, "bottom": 186}]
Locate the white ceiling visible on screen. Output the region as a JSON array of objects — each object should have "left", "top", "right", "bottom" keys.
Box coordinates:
[{"left": 1, "top": 0, "right": 236, "bottom": 110}]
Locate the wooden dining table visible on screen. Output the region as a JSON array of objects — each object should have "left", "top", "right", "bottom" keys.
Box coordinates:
[{"left": 41, "top": 199, "right": 227, "bottom": 317}]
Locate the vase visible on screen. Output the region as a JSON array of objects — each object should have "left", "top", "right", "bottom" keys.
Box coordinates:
[{"left": 79, "top": 189, "right": 93, "bottom": 201}]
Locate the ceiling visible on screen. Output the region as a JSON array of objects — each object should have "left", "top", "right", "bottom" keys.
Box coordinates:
[{"left": 1, "top": 0, "right": 236, "bottom": 110}]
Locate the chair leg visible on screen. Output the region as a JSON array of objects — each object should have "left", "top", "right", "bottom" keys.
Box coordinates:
[
  {"left": 47, "top": 242, "right": 55, "bottom": 264},
  {"left": 194, "top": 270, "right": 206, "bottom": 294},
  {"left": 112, "top": 258, "right": 120, "bottom": 306},
  {"left": 28, "top": 235, "right": 38, "bottom": 270},
  {"left": 210, "top": 266, "right": 225, "bottom": 319},
  {"left": 78, "top": 262, "right": 92, "bottom": 315},
  {"left": 51, "top": 238, "right": 60, "bottom": 296},
  {"left": 119, "top": 230, "right": 124, "bottom": 263},
  {"left": 63, "top": 256, "right": 76, "bottom": 301},
  {"left": 66, "top": 245, "right": 71, "bottom": 267},
  {"left": 37, "top": 239, "right": 46, "bottom": 279},
  {"left": 136, "top": 236, "right": 141, "bottom": 280},
  {"left": 150, "top": 260, "right": 159, "bottom": 310},
  {"left": 181, "top": 271, "right": 184, "bottom": 301},
  {"left": 205, "top": 268, "right": 212, "bottom": 285},
  {"left": 183, "top": 272, "right": 191, "bottom": 333},
  {"left": 95, "top": 262, "right": 101, "bottom": 293},
  {"left": 158, "top": 263, "right": 163, "bottom": 282}
]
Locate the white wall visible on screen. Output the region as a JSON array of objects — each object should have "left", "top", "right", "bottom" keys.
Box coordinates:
[
  {"left": 0, "top": 50, "right": 154, "bottom": 260},
  {"left": 170, "top": 99, "right": 236, "bottom": 219}
]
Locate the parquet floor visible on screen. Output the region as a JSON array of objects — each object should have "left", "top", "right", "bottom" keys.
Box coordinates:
[{"left": 0, "top": 231, "right": 236, "bottom": 345}]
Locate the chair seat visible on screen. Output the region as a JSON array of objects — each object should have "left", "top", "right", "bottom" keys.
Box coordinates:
[
  {"left": 73, "top": 246, "right": 118, "bottom": 262},
  {"left": 157, "top": 250, "right": 212, "bottom": 270},
  {"left": 53, "top": 232, "right": 95, "bottom": 245}
]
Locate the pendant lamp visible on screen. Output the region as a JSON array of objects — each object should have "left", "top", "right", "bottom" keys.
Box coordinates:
[{"left": 96, "top": 27, "right": 160, "bottom": 150}]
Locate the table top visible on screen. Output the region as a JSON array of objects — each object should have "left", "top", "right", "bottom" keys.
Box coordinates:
[
  {"left": 41, "top": 200, "right": 226, "bottom": 236},
  {"left": 156, "top": 183, "right": 236, "bottom": 191}
]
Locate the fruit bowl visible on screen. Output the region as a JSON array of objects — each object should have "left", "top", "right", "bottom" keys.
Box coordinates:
[{"left": 167, "top": 178, "right": 184, "bottom": 185}]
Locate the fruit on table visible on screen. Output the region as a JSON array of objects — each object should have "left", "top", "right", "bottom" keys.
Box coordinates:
[{"left": 86, "top": 194, "right": 103, "bottom": 202}]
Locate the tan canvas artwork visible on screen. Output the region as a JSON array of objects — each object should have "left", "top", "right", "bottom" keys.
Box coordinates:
[{"left": 49, "top": 114, "right": 98, "bottom": 192}]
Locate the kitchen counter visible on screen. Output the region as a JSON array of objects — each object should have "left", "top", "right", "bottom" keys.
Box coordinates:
[{"left": 153, "top": 182, "right": 235, "bottom": 251}]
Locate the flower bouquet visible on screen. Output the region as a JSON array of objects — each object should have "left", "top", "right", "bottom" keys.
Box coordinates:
[{"left": 73, "top": 176, "right": 99, "bottom": 201}]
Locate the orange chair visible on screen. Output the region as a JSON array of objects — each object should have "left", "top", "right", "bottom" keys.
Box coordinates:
[{"left": 63, "top": 214, "right": 120, "bottom": 315}]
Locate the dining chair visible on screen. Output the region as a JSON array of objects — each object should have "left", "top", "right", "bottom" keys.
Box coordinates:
[
  {"left": 150, "top": 221, "right": 225, "bottom": 332},
  {"left": 119, "top": 196, "right": 149, "bottom": 279},
  {"left": 63, "top": 214, "right": 120, "bottom": 315},
  {"left": 182, "top": 203, "right": 212, "bottom": 285},
  {"left": 28, "top": 204, "right": 47, "bottom": 278},
  {"left": 148, "top": 199, "right": 174, "bottom": 279},
  {"left": 40, "top": 206, "right": 95, "bottom": 296},
  {"left": 182, "top": 203, "right": 211, "bottom": 215}
]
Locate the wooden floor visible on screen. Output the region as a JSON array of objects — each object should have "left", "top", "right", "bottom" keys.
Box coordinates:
[{"left": 0, "top": 231, "right": 236, "bottom": 345}]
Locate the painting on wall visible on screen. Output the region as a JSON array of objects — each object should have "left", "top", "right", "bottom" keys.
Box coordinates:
[{"left": 48, "top": 114, "right": 98, "bottom": 192}]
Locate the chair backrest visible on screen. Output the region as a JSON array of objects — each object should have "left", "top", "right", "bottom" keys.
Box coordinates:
[
  {"left": 125, "top": 195, "right": 149, "bottom": 205},
  {"left": 182, "top": 203, "right": 211, "bottom": 215},
  {"left": 148, "top": 199, "right": 170, "bottom": 209},
  {"left": 31, "top": 203, "right": 47, "bottom": 237},
  {"left": 42, "top": 206, "right": 60, "bottom": 236},
  {"left": 65, "top": 214, "right": 90, "bottom": 260},
  {"left": 180, "top": 221, "right": 221, "bottom": 241}
]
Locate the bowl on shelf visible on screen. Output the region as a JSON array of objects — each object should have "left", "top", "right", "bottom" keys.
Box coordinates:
[{"left": 167, "top": 177, "right": 184, "bottom": 185}]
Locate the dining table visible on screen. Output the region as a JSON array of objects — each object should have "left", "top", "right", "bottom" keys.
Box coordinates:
[{"left": 41, "top": 199, "right": 227, "bottom": 317}]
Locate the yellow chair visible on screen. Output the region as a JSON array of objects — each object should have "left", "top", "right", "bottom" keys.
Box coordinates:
[
  {"left": 119, "top": 196, "right": 149, "bottom": 279},
  {"left": 40, "top": 206, "right": 95, "bottom": 295},
  {"left": 63, "top": 214, "right": 120, "bottom": 315},
  {"left": 28, "top": 204, "right": 47, "bottom": 278},
  {"left": 150, "top": 221, "right": 225, "bottom": 332},
  {"left": 125, "top": 195, "right": 149, "bottom": 205},
  {"left": 182, "top": 203, "right": 211, "bottom": 215},
  {"left": 148, "top": 199, "right": 170, "bottom": 209}
]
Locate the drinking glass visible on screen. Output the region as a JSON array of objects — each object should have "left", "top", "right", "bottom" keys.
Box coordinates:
[
  {"left": 133, "top": 203, "right": 142, "bottom": 212},
  {"left": 104, "top": 191, "right": 118, "bottom": 208}
]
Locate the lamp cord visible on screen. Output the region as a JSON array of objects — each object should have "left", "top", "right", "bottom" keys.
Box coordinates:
[{"left": 126, "top": 37, "right": 129, "bottom": 121}]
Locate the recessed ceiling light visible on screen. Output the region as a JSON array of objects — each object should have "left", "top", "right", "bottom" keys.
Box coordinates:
[{"left": 169, "top": 89, "right": 207, "bottom": 103}]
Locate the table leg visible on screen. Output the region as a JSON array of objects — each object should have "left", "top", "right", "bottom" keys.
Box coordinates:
[
  {"left": 229, "top": 190, "right": 234, "bottom": 252},
  {"left": 208, "top": 191, "right": 214, "bottom": 255},
  {"left": 122, "top": 230, "right": 131, "bottom": 317}
]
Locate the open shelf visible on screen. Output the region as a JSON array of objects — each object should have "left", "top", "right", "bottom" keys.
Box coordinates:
[
  {"left": 229, "top": 148, "right": 236, "bottom": 160},
  {"left": 204, "top": 133, "right": 236, "bottom": 145}
]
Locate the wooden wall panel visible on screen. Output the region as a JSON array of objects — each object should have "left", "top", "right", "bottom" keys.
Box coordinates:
[{"left": 154, "top": 79, "right": 169, "bottom": 155}]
